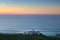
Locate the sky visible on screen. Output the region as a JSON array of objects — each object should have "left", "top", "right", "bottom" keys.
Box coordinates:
[{"left": 0, "top": 0, "right": 60, "bottom": 15}]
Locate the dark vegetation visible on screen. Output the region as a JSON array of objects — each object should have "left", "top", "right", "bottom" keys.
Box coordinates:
[{"left": 0, "top": 33, "right": 60, "bottom": 40}]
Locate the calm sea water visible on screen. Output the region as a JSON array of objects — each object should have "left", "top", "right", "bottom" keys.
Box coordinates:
[{"left": 0, "top": 15, "right": 60, "bottom": 36}]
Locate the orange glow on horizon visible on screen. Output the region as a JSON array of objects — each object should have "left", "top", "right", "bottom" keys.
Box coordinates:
[
  {"left": 0, "top": 6, "right": 60, "bottom": 15},
  {"left": 0, "top": 0, "right": 60, "bottom": 15},
  {"left": 0, "top": 9, "right": 60, "bottom": 15}
]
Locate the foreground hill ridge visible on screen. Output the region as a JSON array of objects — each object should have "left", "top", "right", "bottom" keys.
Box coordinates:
[
  {"left": 0, "top": 29, "right": 60, "bottom": 40},
  {"left": 0, "top": 33, "right": 60, "bottom": 40}
]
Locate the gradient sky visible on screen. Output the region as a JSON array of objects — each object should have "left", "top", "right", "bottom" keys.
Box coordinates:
[{"left": 0, "top": 0, "right": 60, "bottom": 15}]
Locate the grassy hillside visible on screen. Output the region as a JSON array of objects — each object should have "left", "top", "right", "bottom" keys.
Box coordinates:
[{"left": 0, "top": 33, "right": 60, "bottom": 40}]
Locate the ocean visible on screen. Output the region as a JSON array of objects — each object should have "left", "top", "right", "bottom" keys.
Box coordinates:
[{"left": 0, "top": 15, "right": 60, "bottom": 36}]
